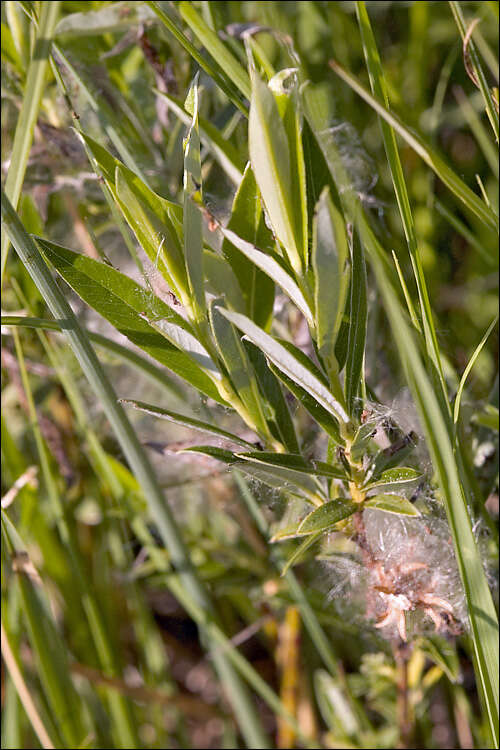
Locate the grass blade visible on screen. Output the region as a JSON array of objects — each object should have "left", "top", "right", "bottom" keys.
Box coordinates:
[
  {"left": 453, "top": 315, "right": 498, "bottom": 430},
  {"left": 0, "top": 316, "right": 185, "bottom": 401},
  {"left": 344, "top": 229, "right": 367, "bottom": 415},
  {"left": 178, "top": 1, "right": 251, "bottom": 100},
  {"left": 449, "top": 0, "right": 499, "bottom": 142},
  {"left": 1, "top": 1, "right": 61, "bottom": 287},
  {"left": 362, "top": 221, "right": 499, "bottom": 747},
  {"left": 356, "top": 1, "right": 449, "bottom": 405},
  {"left": 329, "top": 58, "right": 498, "bottom": 232},
  {"left": 146, "top": 1, "right": 248, "bottom": 115}
]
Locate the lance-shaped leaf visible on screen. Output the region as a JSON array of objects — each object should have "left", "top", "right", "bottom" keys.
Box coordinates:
[
  {"left": 145, "top": 315, "right": 221, "bottom": 381},
  {"left": 218, "top": 308, "right": 349, "bottom": 424},
  {"left": 180, "top": 446, "right": 321, "bottom": 503},
  {"left": 244, "top": 340, "right": 300, "bottom": 453},
  {"left": 269, "top": 68, "right": 308, "bottom": 268},
  {"left": 313, "top": 187, "right": 350, "bottom": 377},
  {"left": 38, "top": 238, "right": 223, "bottom": 402},
  {"left": 79, "top": 131, "right": 182, "bottom": 228},
  {"left": 344, "top": 229, "right": 367, "bottom": 415},
  {"left": 222, "top": 164, "right": 275, "bottom": 329},
  {"left": 249, "top": 70, "right": 303, "bottom": 275},
  {"left": 208, "top": 300, "right": 270, "bottom": 437},
  {"left": 183, "top": 80, "right": 206, "bottom": 325},
  {"left": 363, "top": 467, "right": 422, "bottom": 493},
  {"left": 115, "top": 166, "right": 187, "bottom": 300},
  {"left": 276, "top": 336, "right": 346, "bottom": 412},
  {"left": 364, "top": 494, "right": 420, "bottom": 516},
  {"left": 268, "top": 362, "right": 343, "bottom": 445},
  {"left": 120, "top": 400, "right": 256, "bottom": 449},
  {"left": 77, "top": 134, "right": 186, "bottom": 300},
  {"left": 220, "top": 225, "right": 313, "bottom": 325},
  {"left": 204, "top": 250, "right": 245, "bottom": 313},
  {"left": 239, "top": 452, "right": 346, "bottom": 480},
  {"left": 298, "top": 498, "right": 357, "bottom": 534},
  {"left": 272, "top": 498, "right": 357, "bottom": 539}
]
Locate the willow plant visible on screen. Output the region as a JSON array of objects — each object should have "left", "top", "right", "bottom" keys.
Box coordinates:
[{"left": 1, "top": 2, "right": 498, "bottom": 749}]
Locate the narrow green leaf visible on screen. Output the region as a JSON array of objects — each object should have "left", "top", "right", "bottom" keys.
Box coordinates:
[
  {"left": 217, "top": 308, "right": 350, "bottom": 423},
  {"left": 344, "top": 230, "right": 367, "bottom": 414},
  {"left": 183, "top": 79, "right": 206, "bottom": 326},
  {"left": 178, "top": 1, "right": 251, "bottom": 100},
  {"left": 240, "top": 452, "right": 346, "bottom": 480},
  {"left": 418, "top": 635, "right": 461, "bottom": 683},
  {"left": 204, "top": 250, "right": 245, "bottom": 313},
  {"left": 268, "top": 362, "right": 343, "bottom": 444},
  {"left": 144, "top": 315, "right": 221, "bottom": 381},
  {"left": 249, "top": 70, "right": 303, "bottom": 275},
  {"left": 244, "top": 341, "right": 300, "bottom": 453},
  {"left": 364, "top": 494, "right": 420, "bottom": 516},
  {"left": 449, "top": 1, "right": 499, "bottom": 142},
  {"left": 269, "top": 69, "right": 308, "bottom": 267},
  {"left": 208, "top": 301, "right": 270, "bottom": 438},
  {"left": 269, "top": 362, "right": 344, "bottom": 445},
  {"left": 2, "top": 515, "right": 85, "bottom": 748},
  {"left": 313, "top": 187, "right": 350, "bottom": 377},
  {"left": 120, "top": 400, "right": 256, "bottom": 449},
  {"left": 52, "top": 45, "right": 149, "bottom": 185},
  {"left": 114, "top": 166, "right": 187, "bottom": 301},
  {"left": 180, "top": 445, "right": 239, "bottom": 464},
  {"left": 1, "top": 316, "right": 185, "bottom": 401},
  {"left": 363, "top": 467, "right": 421, "bottom": 491},
  {"left": 222, "top": 164, "right": 275, "bottom": 329},
  {"left": 220, "top": 225, "right": 313, "bottom": 325},
  {"left": 146, "top": 1, "right": 248, "bottom": 115},
  {"left": 297, "top": 498, "right": 357, "bottom": 534},
  {"left": 37, "top": 238, "right": 223, "bottom": 402},
  {"left": 181, "top": 446, "right": 321, "bottom": 502},
  {"left": 356, "top": 1, "right": 449, "bottom": 404}
]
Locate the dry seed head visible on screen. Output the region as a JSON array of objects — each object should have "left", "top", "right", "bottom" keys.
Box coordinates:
[{"left": 323, "top": 506, "right": 468, "bottom": 642}]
